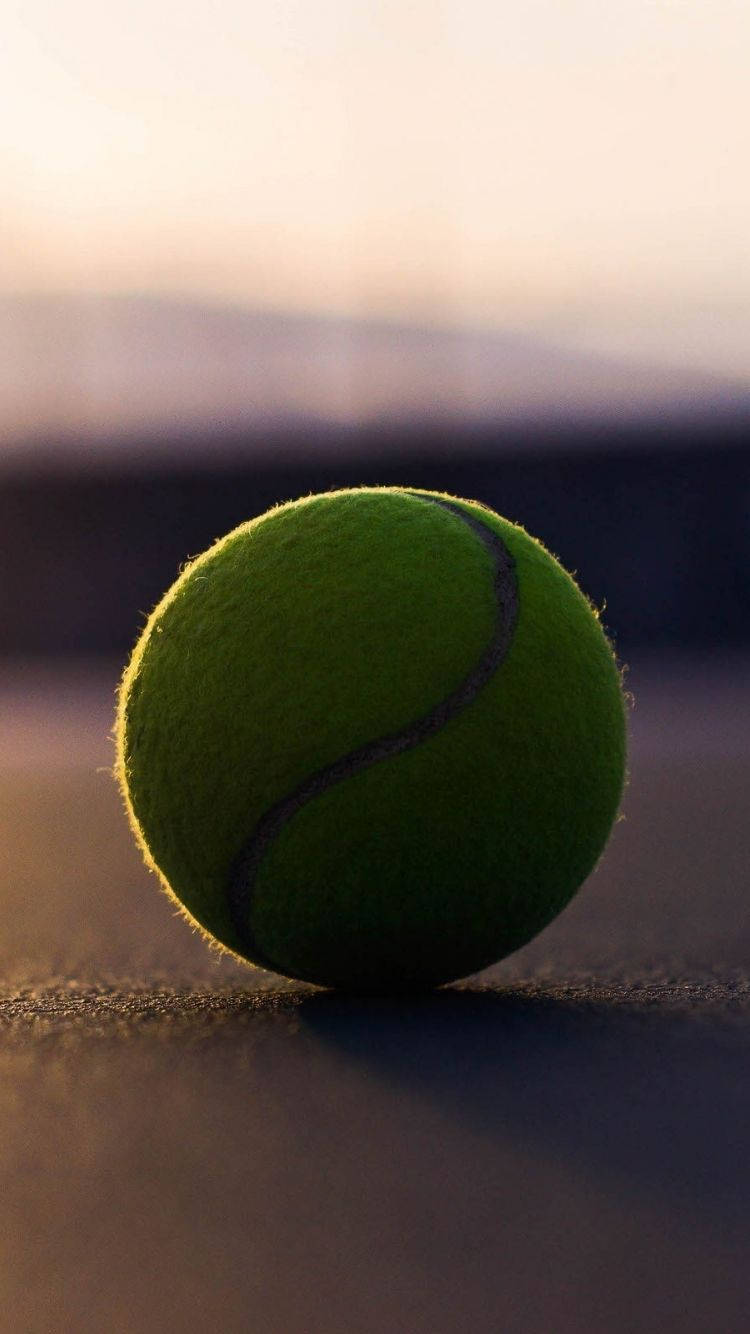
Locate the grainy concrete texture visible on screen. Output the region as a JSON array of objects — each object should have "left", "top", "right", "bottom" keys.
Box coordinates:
[{"left": 1, "top": 656, "right": 748, "bottom": 1334}]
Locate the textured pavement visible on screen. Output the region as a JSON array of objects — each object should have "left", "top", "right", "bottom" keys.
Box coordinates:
[{"left": 1, "top": 655, "right": 749, "bottom": 1333}]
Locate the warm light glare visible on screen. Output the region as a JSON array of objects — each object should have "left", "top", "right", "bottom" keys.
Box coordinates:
[{"left": 1, "top": 0, "right": 749, "bottom": 373}]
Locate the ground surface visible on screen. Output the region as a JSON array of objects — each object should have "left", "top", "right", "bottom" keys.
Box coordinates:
[{"left": 1, "top": 655, "right": 749, "bottom": 1334}]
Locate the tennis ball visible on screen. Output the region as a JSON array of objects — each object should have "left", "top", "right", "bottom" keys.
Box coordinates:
[{"left": 116, "top": 487, "right": 626, "bottom": 991}]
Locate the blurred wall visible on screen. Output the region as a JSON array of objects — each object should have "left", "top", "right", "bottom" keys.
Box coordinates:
[{"left": 3, "top": 422, "right": 748, "bottom": 661}]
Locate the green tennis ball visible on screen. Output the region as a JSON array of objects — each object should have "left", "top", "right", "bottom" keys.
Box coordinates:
[{"left": 116, "top": 487, "right": 626, "bottom": 991}]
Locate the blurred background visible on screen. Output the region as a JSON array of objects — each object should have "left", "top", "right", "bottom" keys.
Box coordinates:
[
  {"left": 2, "top": 0, "right": 749, "bottom": 978},
  {"left": 2, "top": 8, "right": 750, "bottom": 1333}
]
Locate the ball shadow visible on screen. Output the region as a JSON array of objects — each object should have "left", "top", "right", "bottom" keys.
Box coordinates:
[{"left": 294, "top": 984, "right": 750, "bottom": 1219}]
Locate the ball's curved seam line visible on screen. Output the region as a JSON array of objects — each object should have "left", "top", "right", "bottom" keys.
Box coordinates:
[{"left": 226, "top": 494, "right": 519, "bottom": 968}]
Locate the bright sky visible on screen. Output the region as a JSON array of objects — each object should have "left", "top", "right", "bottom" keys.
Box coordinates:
[{"left": 2, "top": 1, "right": 749, "bottom": 348}]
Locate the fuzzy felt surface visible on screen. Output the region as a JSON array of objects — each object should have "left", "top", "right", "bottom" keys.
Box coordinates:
[{"left": 117, "top": 487, "right": 626, "bottom": 989}]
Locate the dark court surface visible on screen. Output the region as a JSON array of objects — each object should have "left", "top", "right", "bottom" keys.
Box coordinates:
[{"left": 1, "top": 655, "right": 749, "bottom": 1334}]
